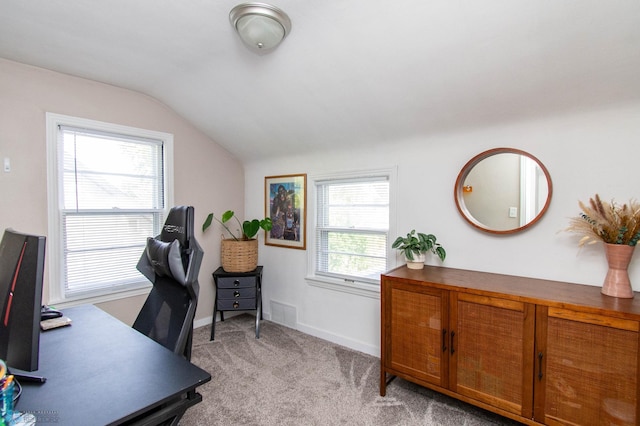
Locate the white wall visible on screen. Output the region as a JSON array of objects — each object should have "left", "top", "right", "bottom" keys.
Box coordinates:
[
  {"left": 244, "top": 101, "right": 640, "bottom": 356},
  {"left": 0, "top": 59, "right": 244, "bottom": 325}
]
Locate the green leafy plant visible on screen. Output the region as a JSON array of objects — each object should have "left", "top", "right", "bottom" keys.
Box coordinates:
[
  {"left": 565, "top": 194, "right": 640, "bottom": 246},
  {"left": 202, "top": 210, "right": 272, "bottom": 241},
  {"left": 392, "top": 230, "right": 446, "bottom": 262}
]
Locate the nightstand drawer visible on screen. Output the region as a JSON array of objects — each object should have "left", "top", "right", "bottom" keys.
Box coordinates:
[
  {"left": 217, "top": 276, "right": 257, "bottom": 289},
  {"left": 217, "top": 287, "right": 256, "bottom": 300},
  {"left": 217, "top": 298, "right": 257, "bottom": 310}
]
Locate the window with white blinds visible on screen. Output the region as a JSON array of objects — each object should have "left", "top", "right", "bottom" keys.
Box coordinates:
[
  {"left": 46, "top": 114, "right": 173, "bottom": 304},
  {"left": 315, "top": 175, "right": 390, "bottom": 284}
]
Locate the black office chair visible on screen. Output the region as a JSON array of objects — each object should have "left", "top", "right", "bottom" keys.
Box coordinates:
[
  {"left": 131, "top": 206, "right": 205, "bottom": 426},
  {"left": 133, "top": 205, "right": 204, "bottom": 361}
]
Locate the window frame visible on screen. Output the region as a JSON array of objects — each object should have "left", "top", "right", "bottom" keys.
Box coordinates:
[
  {"left": 46, "top": 113, "right": 174, "bottom": 307},
  {"left": 306, "top": 167, "right": 397, "bottom": 298}
]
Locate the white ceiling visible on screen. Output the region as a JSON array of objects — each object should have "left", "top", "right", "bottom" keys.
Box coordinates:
[{"left": 1, "top": 1, "right": 639, "bottom": 162}]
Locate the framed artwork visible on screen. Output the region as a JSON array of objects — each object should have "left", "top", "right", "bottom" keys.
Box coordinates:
[{"left": 265, "top": 174, "right": 306, "bottom": 249}]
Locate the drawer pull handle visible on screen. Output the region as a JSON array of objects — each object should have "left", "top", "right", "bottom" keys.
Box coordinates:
[
  {"left": 233, "top": 301, "right": 239, "bottom": 309},
  {"left": 450, "top": 331, "right": 455, "bottom": 355},
  {"left": 538, "top": 352, "right": 543, "bottom": 381},
  {"left": 233, "top": 280, "right": 240, "bottom": 287},
  {"left": 234, "top": 291, "right": 240, "bottom": 298}
]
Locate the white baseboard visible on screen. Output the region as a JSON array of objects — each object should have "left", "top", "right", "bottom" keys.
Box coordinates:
[
  {"left": 296, "top": 321, "right": 380, "bottom": 358},
  {"left": 194, "top": 310, "right": 271, "bottom": 330},
  {"left": 193, "top": 311, "right": 379, "bottom": 358},
  {"left": 194, "top": 316, "right": 212, "bottom": 329}
]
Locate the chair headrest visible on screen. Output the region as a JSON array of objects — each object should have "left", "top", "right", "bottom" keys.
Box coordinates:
[
  {"left": 145, "top": 238, "right": 186, "bottom": 284},
  {"left": 138, "top": 206, "right": 195, "bottom": 286},
  {"left": 137, "top": 205, "right": 203, "bottom": 288},
  {"left": 161, "top": 206, "right": 193, "bottom": 249}
]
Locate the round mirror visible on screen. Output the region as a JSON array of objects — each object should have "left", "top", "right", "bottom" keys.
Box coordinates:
[{"left": 454, "top": 148, "right": 552, "bottom": 234}]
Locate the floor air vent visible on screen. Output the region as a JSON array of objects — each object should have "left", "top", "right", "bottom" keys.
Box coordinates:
[{"left": 270, "top": 300, "right": 297, "bottom": 329}]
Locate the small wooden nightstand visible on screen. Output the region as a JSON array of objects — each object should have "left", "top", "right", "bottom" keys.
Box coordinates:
[{"left": 210, "top": 266, "right": 263, "bottom": 340}]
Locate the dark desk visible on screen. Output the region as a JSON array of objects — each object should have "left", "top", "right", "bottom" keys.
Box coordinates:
[{"left": 15, "top": 305, "right": 211, "bottom": 425}]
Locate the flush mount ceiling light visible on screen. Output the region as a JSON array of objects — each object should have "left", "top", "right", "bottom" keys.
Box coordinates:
[{"left": 230, "top": 3, "right": 292, "bottom": 53}]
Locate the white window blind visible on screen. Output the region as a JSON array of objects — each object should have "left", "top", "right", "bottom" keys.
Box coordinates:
[
  {"left": 55, "top": 123, "right": 167, "bottom": 299},
  {"left": 315, "top": 176, "right": 390, "bottom": 284}
]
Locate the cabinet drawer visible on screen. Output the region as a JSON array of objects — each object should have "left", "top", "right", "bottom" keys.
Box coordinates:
[
  {"left": 217, "top": 276, "right": 257, "bottom": 289},
  {"left": 217, "top": 287, "right": 256, "bottom": 300},
  {"left": 217, "top": 298, "right": 257, "bottom": 310}
]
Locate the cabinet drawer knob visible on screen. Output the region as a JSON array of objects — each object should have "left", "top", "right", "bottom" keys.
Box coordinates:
[
  {"left": 234, "top": 291, "right": 240, "bottom": 298},
  {"left": 233, "top": 280, "right": 240, "bottom": 286},
  {"left": 233, "top": 301, "right": 239, "bottom": 309}
]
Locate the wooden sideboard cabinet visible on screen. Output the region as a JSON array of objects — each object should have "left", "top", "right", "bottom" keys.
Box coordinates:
[{"left": 380, "top": 265, "right": 640, "bottom": 426}]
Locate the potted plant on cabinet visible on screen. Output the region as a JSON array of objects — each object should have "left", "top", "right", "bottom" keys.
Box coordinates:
[
  {"left": 202, "top": 210, "right": 272, "bottom": 273},
  {"left": 392, "top": 229, "right": 446, "bottom": 270}
]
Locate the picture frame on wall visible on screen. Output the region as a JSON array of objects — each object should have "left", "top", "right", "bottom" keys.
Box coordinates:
[{"left": 265, "top": 174, "right": 306, "bottom": 250}]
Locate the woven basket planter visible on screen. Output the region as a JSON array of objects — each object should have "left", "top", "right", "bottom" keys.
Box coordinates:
[{"left": 221, "top": 238, "right": 258, "bottom": 273}]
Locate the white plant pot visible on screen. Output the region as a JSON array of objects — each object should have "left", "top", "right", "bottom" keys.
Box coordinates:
[{"left": 405, "top": 253, "right": 426, "bottom": 269}]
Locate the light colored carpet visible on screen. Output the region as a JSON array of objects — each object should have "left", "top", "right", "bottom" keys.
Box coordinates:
[{"left": 181, "top": 314, "right": 522, "bottom": 425}]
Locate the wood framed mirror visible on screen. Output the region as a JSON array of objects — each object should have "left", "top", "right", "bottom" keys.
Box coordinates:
[{"left": 454, "top": 148, "right": 552, "bottom": 234}]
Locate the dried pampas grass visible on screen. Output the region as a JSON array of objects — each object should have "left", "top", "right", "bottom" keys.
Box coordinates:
[{"left": 565, "top": 194, "right": 640, "bottom": 246}]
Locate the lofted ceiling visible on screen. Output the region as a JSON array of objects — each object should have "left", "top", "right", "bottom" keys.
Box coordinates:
[{"left": 1, "top": 1, "right": 639, "bottom": 162}]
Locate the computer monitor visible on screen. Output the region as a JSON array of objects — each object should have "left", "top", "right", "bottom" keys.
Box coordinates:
[{"left": 0, "top": 228, "right": 46, "bottom": 375}]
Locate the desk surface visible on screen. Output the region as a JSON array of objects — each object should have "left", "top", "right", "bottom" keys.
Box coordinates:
[{"left": 16, "top": 304, "right": 211, "bottom": 425}]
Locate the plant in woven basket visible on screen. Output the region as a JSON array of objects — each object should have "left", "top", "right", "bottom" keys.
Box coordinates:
[
  {"left": 202, "top": 210, "right": 272, "bottom": 241},
  {"left": 565, "top": 194, "right": 640, "bottom": 246}
]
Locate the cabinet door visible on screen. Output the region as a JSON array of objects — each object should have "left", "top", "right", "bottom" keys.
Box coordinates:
[
  {"left": 384, "top": 280, "right": 449, "bottom": 388},
  {"left": 535, "top": 307, "right": 640, "bottom": 426},
  {"left": 449, "top": 292, "right": 535, "bottom": 418}
]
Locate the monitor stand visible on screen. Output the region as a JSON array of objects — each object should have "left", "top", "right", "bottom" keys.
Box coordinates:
[{"left": 7, "top": 367, "right": 46, "bottom": 384}]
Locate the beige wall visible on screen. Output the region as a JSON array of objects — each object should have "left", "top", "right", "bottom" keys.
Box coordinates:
[{"left": 0, "top": 58, "right": 243, "bottom": 325}]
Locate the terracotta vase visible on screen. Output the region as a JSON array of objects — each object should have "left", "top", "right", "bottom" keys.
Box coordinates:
[{"left": 602, "top": 243, "right": 636, "bottom": 298}]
